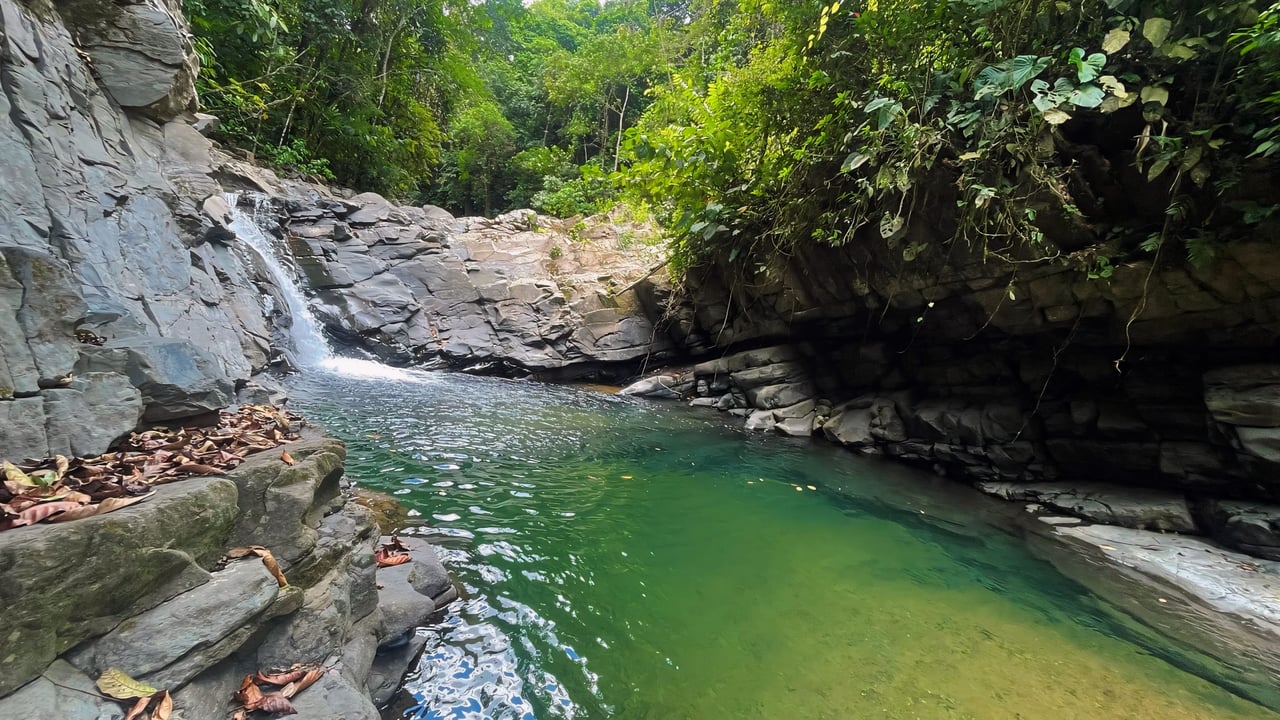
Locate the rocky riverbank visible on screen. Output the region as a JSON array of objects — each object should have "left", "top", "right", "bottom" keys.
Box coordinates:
[
  {"left": 0, "top": 430, "right": 456, "bottom": 720},
  {"left": 619, "top": 345, "right": 1280, "bottom": 558}
]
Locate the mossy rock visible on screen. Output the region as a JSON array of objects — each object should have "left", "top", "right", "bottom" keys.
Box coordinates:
[{"left": 0, "top": 478, "right": 238, "bottom": 695}]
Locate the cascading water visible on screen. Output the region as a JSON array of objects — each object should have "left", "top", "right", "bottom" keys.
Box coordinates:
[
  {"left": 225, "top": 192, "right": 334, "bottom": 368},
  {"left": 224, "top": 192, "right": 431, "bottom": 382}
]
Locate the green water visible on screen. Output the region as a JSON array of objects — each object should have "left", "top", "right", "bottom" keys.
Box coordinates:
[{"left": 288, "top": 367, "right": 1279, "bottom": 720}]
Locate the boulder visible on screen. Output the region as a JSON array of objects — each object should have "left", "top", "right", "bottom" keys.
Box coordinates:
[
  {"left": 367, "top": 634, "right": 428, "bottom": 708},
  {"left": 78, "top": 338, "right": 235, "bottom": 422},
  {"left": 1205, "top": 501, "right": 1280, "bottom": 560},
  {"left": 0, "top": 397, "right": 50, "bottom": 462},
  {"left": 619, "top": 374, "right": 688, "bottom": 399},
  {"left": 0, "top": 479, "right": 238, "bottom": 695},
  {"left": 775, "top": 414, "right": 815, "bottom": 437},
  {"left": 67, "top": 560, "right": 294, "bottom": 688},
  {"left": 192, "top": 113, "right": 221, "bottom": 136},
  {"left": 225, "top": 434, "right": 347, "bottom": 567},
  {"left": 744, "top": 409, "right": 776, "bottom": 432},
  {"left": 255, "top": 504, "right": 380, "bottom": 670},
  {"left": 59, "top": 0, "right": 199, "bottom": 119},
  {"left": 1236, "top": 427, "right": 1280, "bottom": 464},
  {"left": 823, "top": 406, "right": 874, "bottom": 446},
  {"left": 377, "top": 536, "right": 456, "bottom": 643},
  {"left": 746, "top": 382, "right": 815, "bottom": 410},
  {"left": 729, "top": 361, "right": 808, "bottom": 390},
  {"left": 42, "top": 372, "right": 144, "bottom": 456},
  {"left": 0, "top": 660, "right": 123, "bottom": 720},
  {"left": 1204, "top": 365, "right": 1280, "bottom": 427}
]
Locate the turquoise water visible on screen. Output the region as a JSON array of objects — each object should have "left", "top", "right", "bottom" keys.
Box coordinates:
[{"left": 288, "top": 368, "right": 1279, "bottom": 720}]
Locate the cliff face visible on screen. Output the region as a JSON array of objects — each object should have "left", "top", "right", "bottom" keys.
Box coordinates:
[
  {"left": 0, "top": 0, "right": 285, "bottom": 459},
  {"left": 626, "top": 226, "right": 1280, "bottom": 555},
  {"left": 226, "top": 170, "right": 679, "bottom": 379}
]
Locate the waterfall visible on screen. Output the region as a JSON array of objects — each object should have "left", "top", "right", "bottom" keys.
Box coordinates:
[
  {"left": 225, "top": 192, "right": 433, "bottom": 383},
  {"left": 225, "top": 193, "right": 334, "bottom": 368}
]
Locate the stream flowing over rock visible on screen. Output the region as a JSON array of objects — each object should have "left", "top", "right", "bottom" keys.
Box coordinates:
[{"left": 231, "top": 177, "right": 679, "bottom": 378}]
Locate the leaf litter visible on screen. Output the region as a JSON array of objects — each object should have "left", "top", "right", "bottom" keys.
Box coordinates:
[
  {"left": 375, "top": 536, "right": 412, "bottom": 567},
  {"left": 234, "top": 663, "right": 326, "bottom": 716},
  {"left": 96, "top": 662, "right": 325, "bottom": 719},
  {"left": 0, "top": 405, "right": 302, "bottom": 532}
]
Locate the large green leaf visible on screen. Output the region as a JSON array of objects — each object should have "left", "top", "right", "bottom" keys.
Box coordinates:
[
  {"left": 1070, "top": 84, "right": 1106, "bottom": 108},
  {"left": 1143, "top": 17, "right": 1173, "bottom": 48},
  {"left": 974, "top": 55, "right": 1050, "bottom": 100}
]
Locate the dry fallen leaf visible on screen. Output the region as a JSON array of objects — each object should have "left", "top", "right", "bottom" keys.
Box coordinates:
[
  {"left": 227, "top": 546, "right": 289, "bottom": 587},
  {"left": 1, "top": 461, "right": 34, "bottom": 489},
  {"left": 123, "top": 696, "right": 149, "bottom": 720},
  {"left": 235, "top": 674, "right": 265, "bottom": 710},
  {"left": 280, "top": 450, "right": 296, "bottom": 466},
  {"left": 96, "top": 668, "right": 159, "bottom": 700},
  {"left": 280, "top": 668, "right": 324, "bottom": 698},
  {"left": 258, "top": 693, "right": 297, "bottom": 715},
  {"left": 13, "top": 501, "right": 85, "bottom": 526},
  {"left": 375, "top": 548, "right": 411, "bottom": 567},
  {"left": 152, "top": 690, "right": 173, "bottom": 720},
  {"left": 1, "top": 405, "right": 303, "bottom": 533}
]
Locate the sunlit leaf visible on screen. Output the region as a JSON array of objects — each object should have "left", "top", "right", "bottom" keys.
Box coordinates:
[
  {"left": 1143, "top": 17, "right": 1172, "bottom": 48},
  {"left": 1102, "top": 28, "right": 1130, "bottom": 54},
  {"left": 96, "top": 668, "right": 159, "bottom": 700}
]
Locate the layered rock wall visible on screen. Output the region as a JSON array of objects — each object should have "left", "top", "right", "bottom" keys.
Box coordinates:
[
  {"left": 0, "top": 0, "right": 281, "bottom": 461},
  {"left": 624, "top": 234, "right": 1280, "bottom": 556},
  {"left": 227, "top": 175, "right": 678, "bottom": 377},
  {"left": 0, "top": 432, "right": 457, "bottom": 719}
]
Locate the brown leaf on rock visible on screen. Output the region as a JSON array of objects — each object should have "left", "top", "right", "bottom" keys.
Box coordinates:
[
  {"left": 47, "top": 503, "right": 102, "bottom": 523},
  {"left": 226, "top": 545, "right": 288, "bottom": 586},
  {"left": 97, "top": 492, "right": 154, "bottom": 514},
  {"left": 0, "top": 405, "right": 302, "bottom": 532},
  {"left": 375, "top": 548, "right": 411, "bottom": 567},
  {"left": 235, "top": 675, "right": 265, "bottom": 710},
  {"left": 13, "top": 501, "right": 85, "bottom": 526},
  {"left": 280, "top": 450, "right": 296, "bottom": 466},
  {"left": 176, "top": 463, "right": 224, "bottom": 475},
  {"left": 95, "top": 668, "right": 159, "bottom": 700},
  {"left": 279, "top": 668, "right": 324, "bottom": 698},
  {"left": 257, "top": 693, "right": 297, "bottom": 715},
  {"left": 151, "top": 690, "right": 173, "bottom": 720},
  {"left": 123, "top": 696, "right": 149, "bottom": 720}
]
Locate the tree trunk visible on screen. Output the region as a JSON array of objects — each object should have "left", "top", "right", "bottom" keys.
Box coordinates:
[
  {"left": 378, "top": 12, "right": 412, "bottom": 108},
  {"left": 613, "top": 85, "right": 631, "bottom": 172}
]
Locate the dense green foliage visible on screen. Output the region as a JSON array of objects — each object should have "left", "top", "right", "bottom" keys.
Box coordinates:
[
  {"left": 187, "top": 0, "right": 676, "bottom": 213},
  {"left": 621, "top": 0, "right": 1280, "bottom": 274},
  {"left": 190, "top": 0, "right": 1280, "bottom": 276}
]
